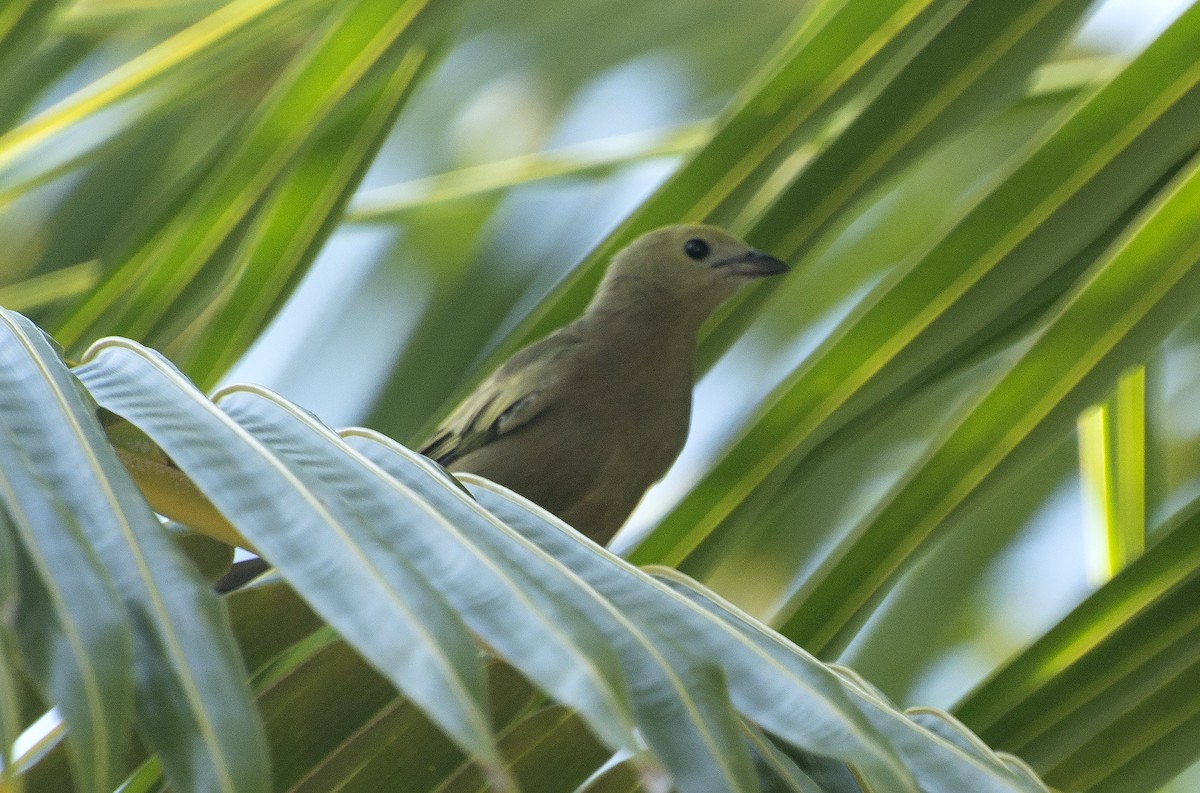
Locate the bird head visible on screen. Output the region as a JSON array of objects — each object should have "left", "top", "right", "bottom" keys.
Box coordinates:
[{"left": 590, "top": 224, "right": 789, "bottom": 324}]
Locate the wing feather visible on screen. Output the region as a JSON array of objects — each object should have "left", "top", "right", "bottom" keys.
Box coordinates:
[{"left": 418, "top": 327, "right": 581, "bottom": 466}]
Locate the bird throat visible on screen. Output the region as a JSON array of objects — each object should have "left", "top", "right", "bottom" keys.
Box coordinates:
[{"left": 588, "top": 273, "right": 719, "bottom": 339}]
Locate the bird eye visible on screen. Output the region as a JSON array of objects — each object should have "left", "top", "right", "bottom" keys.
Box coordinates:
[{"left": 683, "top": 238, "right": 710, "bottom": 260}]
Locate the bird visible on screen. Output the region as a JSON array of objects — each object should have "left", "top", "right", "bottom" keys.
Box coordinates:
[{"left": 419, "top": 224, "right": 788, "bottom": 546}]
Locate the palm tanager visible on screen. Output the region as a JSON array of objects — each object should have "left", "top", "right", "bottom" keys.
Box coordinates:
[{"left": 420, "top": 224, "right": 788, "bottom": 546}]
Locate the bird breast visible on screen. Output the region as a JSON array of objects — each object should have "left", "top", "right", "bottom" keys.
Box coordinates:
[{"left": 573, "top": 332, "right": 693, "bottom": 475}]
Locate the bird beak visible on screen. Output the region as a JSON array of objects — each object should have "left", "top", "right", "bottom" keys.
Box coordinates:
[{"left": 715, "top": 249, "right": 789, "bottom": 277}]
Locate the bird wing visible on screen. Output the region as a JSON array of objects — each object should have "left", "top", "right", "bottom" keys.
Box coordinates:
[{"left": 418, "top": 328, "right": 581, "bottom": 467}]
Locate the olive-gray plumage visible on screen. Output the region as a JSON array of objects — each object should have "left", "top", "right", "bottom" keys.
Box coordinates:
[{"left": 420, "top": 224, "right": 787, "bottom": 545}]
